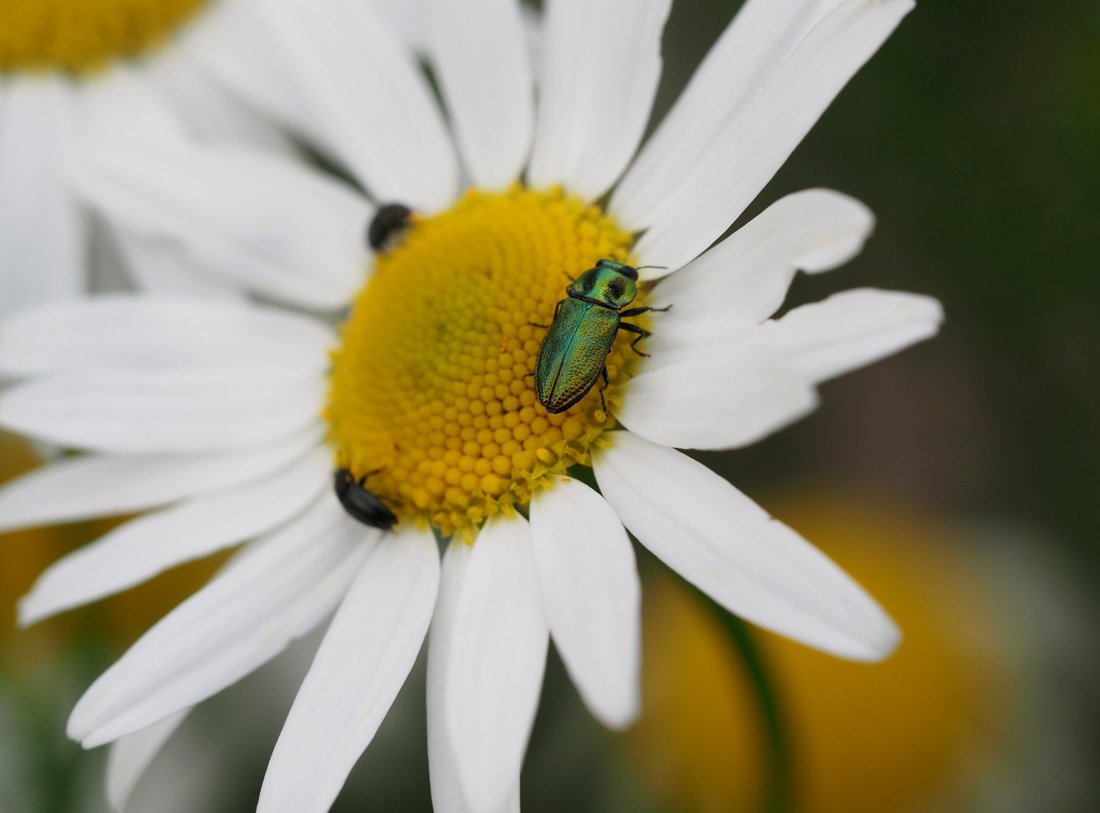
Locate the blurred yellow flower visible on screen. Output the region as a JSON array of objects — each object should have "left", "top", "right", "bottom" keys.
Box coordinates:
[
  {"left": 627, "top": 493, "right": 1009, "bottom": 813},
  {"left": 0, "top": 432, "right": 70, "bottom": 673},
  {"left": 0, "top": 431, "right": 225, "bottom": 664}
]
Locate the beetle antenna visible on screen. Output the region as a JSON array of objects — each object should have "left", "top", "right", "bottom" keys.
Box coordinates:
[{"left": 633, "top": 264, "right": 668, "bottom": 272}]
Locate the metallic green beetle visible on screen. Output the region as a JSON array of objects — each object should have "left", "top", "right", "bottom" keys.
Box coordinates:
[{"left": 535, "top": 259, "right": 669, "bottom": 414}]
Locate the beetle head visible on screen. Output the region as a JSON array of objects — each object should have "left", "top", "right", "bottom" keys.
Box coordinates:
[{"left": 568, "top": 260, "right": 639, "bottom": 310}]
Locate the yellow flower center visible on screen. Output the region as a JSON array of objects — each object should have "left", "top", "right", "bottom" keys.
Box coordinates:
[
  {"left": 0, "top": 0, "right": 208, "bottom": 75},
  {"left": 327, "top": 186, "right": 645, "bottom": 538}
]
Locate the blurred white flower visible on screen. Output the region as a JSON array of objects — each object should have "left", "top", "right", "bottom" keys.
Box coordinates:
[{"left": 0, "top": 0, "right": 302, "bottom": 315}]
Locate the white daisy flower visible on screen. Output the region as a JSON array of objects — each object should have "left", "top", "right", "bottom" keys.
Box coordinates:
[
  {"left": 0, "top": 0, "right": 942, "bottom": 811},
  {"left": 0, "top": 0, "right": 339, "bottom": 315}
]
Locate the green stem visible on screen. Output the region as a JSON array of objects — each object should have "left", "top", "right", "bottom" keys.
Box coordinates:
[{"left": 702, "top": 593, "right": 794, "bottom": 813}]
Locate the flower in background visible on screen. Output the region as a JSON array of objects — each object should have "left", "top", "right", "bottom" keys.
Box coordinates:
[
  {"left": 0, "top": 432, "right": 66, "bottom": 674},
  {"left": 0, "top": 0, "right": 938, "bottom": 811},
  {"left": 0, "top": 0, "right": 329, "bottom": 315},
  {"left": 0, "top": 433, "right": 230, "bottom": 813},
  {"left": 627, "top": 493, "right": 1097, "bottom": 813}
]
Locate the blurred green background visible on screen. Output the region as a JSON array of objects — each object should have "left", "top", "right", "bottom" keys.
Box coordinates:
[{"left": 2, "top": 0, "right": 1098, "bottom": 811}]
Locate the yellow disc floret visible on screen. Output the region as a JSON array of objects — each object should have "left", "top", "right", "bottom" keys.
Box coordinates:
[
  {"left": 327, "top": 186, "right": 644, "bottom": 538},
  {"left": 0, "top": 0, "right": 208, "bottom": 75}
]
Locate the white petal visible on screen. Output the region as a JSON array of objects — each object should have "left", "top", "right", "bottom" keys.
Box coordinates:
[
  {"left": 0, "top": 428, "right": 320, "bottom": 534},
  {"left": 520, "top": 4, "right": 544, "bottom": 77},
  {"left": 258, "top": 526, "right": 440, "bottom": 813},
  {"left": 113, "top": 229, "right": 246, "bottom": 299},
  {"left": 530, "top": 477, "right": 640, "bottom": 729},
  {"left": 526, "top": 0, "right": 672, "bottom": 200},
  {"left": 259, "top": 0, "right": 459, "bottom": 211},
  {"left": 447, "top": 514, "right": 548, "bottom": 813},
  {"left": 616, "top": 332, "right": 818, "bottom": 451},
  {"left": 106, "top": 710, "right": 190, "bottom": 812},
  {"left": 645, "top": 189, "right": 873, "bottom": 316},
  {"left": 612, "top": 0, "right": 847, "bottom": 228},
  {"left": 594, "top": 431, "right": 900, "bottom": 661},
  {"left": 428, "top": 543, "right": 472, "bottom": 813},
  {"left": 68, "top": 496, "right": 374, "bottom": 747},
  {"left": 182, "top": 0, "right": 308, "bottom": 138},
  {"left": 761, "top": 288, "right": 944, "bottom": 383},
  {"left": 634, "top": 0, "right": 914, "bottom": 269},
  {"left": 0, "top": 77, "right": 85, "bottom": 316},
  {"left": 143, "top": 44, "right": 295, "bottom": 151},
  {"left": 0, "top": 366, "right": 324, "bottom": 454},
  {"left": 77, "top": 66, "right": 191, "bottom": 151},
  {"left": 0, "top": 295, "right": 333, "bottom": 377},
  {"left": 429, "top": 0, "right": 534, "bottom": 189},
  {"left": 374, "top": 0, "right": 432, "bottom": 53},
  {"left": 19, "top": 446, "right": 330, "bottom": 624},
  {"left": 428, "top": 543, "right": 521, "bottom": 813},
  {"left": 72, "top": 139, "right": 372, "bottom": 309}
]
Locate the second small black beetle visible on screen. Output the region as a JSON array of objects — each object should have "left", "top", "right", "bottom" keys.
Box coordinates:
[
  {"left": 334, "top": 468, "right": 397, "bottom": 530},
  {"left": 368, "top": 203, "right": 413, "bottom": 253}
]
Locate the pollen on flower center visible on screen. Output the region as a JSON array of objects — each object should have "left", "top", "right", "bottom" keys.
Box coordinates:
[
  {"left": 326, "top": 186, "right": 644, "bottom": 538},
  {"left": 0, "top": 0, "right": 208, "bottom": 75}
]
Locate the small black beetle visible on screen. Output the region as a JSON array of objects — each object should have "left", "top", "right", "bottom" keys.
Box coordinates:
[
  {"left": 334, "top": 468, "right": 397, "bottom": 530},
  {"left": 367, "top": 203, "right": 413, "bottom": 253}
]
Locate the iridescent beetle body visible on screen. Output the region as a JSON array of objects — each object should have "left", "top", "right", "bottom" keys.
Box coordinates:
[{"left": 535, "top": 259, "right": 668, "bottom": 414}]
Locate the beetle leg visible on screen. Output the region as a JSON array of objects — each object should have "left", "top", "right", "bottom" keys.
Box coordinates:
[
  {"left": 597, "top": 366, "right": 609, "bottom": 416},
  {"left": 619, "top": 304, "right": 672, "bottom": 319},
  {"left": 618, "top": 321, "right": 652, "bottom": 357},
  {"left": 528, "top": 300, "right": 564, "bottom": 330},
  {"left": 358, "top": 466, "right": 386, "bottom": 485}
]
